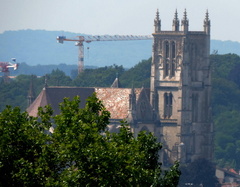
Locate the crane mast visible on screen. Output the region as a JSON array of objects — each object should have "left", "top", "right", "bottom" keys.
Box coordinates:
[
  {"left": 75, "top": 40, "right": 84, "bottom": 74},
  {"left": 57, "top": 35, "right": 153, "bottom": 74}
]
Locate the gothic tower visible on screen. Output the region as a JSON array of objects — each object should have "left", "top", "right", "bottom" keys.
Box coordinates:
[{"left": 150, "top": 10, "right": 213, "bottom": 164}]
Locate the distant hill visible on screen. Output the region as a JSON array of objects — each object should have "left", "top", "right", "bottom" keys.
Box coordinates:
[
  {"left": 0, "top": 30, "right": 152, "bottom": 69},
  {"left": 211, "top": 40, "right": 240, "bottom": 55},
  {"left": 0, "top": 30, "right": 240, "bottom": 70}
]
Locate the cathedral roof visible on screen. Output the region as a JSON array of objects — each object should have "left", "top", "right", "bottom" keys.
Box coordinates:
[
  {"left": 27, "top": 86, "right": 146, "bottom": 120},
  {"left": 27, "top": 87, "right": 95, "bottom": 117}
]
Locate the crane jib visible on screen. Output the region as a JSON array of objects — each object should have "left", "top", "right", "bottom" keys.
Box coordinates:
[{"left": 56, "top": 34, "right": 153, "bottom": 74}]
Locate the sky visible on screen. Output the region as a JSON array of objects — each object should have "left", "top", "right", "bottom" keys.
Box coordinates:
[{"left": 0, "top": 0, "right": 239, "bottom": 42}]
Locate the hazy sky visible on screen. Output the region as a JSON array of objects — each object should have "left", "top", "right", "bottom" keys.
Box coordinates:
[{"left": 1, "top": 0, "right": 239, "bottom": 42}]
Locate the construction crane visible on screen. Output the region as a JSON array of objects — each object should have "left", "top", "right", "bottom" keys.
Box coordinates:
[
  {"left": 0, "top": 58, "right": 18, "bottom": 83},
  {"left": 57, "top": 35, "right": 153, "bottom": 74}
]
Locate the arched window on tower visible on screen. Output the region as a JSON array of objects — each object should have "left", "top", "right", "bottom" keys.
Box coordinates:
[
  {"left": 171, "top": 60, "right": 175, "bottom": 77},
  {"left": 164, "top": 92, "right": 173, "bottom": 118},
  {"left": 169, "top": 93, "right": 173, "bottom": 117},
  {"left": 164, "top": 93, "right": 168, "bottom": 118},
  {"left": 170, "top": 41, "right": 176, "bottom": 77},
  {"left": 165, "top": 41, "right": 169, "bottom": 58},
  {"left": 171, "top": 41, "right": 176, "bottom": 59},
  {"left": 165, "top": 60, "right": 169, "bottom": 77}
]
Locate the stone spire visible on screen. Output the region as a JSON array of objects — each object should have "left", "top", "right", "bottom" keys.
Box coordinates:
[
  {"left": 27, "top": 75, "right": 35, "bottom": 107},
  {"left": 154, "top": 9, "right": 161, "bottom": 33},
  {"left": 181, "top": 9, "right": 189, "bottom": 33},
  {"left": 172, "top": 9, "right": 180, "bottom": 31},
  {"left": 44, "top": 74, "right": 48, "bottom": 89},
  {"left": 111, "top": 73, "right": 121, "bottom": 88},
  {"left": 204, "top": 9, "right": 210, "bottom": 35}
]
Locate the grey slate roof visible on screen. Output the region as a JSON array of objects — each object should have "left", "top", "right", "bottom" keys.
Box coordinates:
[{"left": 27, "top": 87, "right": 95, "bottom": 116}]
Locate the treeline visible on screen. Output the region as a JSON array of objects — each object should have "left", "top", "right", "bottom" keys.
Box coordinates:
[
  {"left": 211, "top": 54, "right": 240, "bottom": 170},
  {"left": 1, "top": 54, "right": 240, "bottom": 170},
  {"left": 11, "top": 62, "right": 96, "bottom": 77}
]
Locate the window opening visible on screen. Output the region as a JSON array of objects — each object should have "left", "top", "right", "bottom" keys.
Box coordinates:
[
  {"left": 172, "top": 42, "right": 176, "bottom": 58},
  {"left": 165, "top": 41, "right": 169, "bottom": 58},
  {"left": 164, "top": 92, "right": 173, "bottom": 118}
]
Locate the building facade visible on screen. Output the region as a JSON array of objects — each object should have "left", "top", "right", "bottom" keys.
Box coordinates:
[{"left": 150, "top": 9, "right": 213, "bottom": 164}]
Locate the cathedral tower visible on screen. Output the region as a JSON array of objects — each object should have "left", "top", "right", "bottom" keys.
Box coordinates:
[{"left": 150, "top": 10, "right": 213, "bottom": 164}]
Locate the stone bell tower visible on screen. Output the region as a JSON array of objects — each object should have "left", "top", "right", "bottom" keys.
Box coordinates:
[{"left": 150, "top": 9, "right": 213, "bottom": 164}]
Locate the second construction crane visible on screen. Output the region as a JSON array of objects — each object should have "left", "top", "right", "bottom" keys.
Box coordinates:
[
  {"left": 0, "top": 58, "right": 18, "bottom": 83},
  {"left": 57, "top": 35, "right": 153, "bottom": 74}
]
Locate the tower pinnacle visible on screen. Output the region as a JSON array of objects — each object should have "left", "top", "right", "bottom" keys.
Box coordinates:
[
  {"left": 183, "top": 9, "right": 187, "bottom": 21},
  {"left": 154, "top": 9, "right": 161, "bottom": 32},
  {"left": 174, "top": 9, "right": 178, "bottom": 20},
  {"left": 205, "top": 9, "right": 209, "bottom": 21},
  {"left": 172, "top": 9, "right": 180, "bottom": 31},
  {"left": 181, "top": 9, "right": 189, "bottom": 33},
  {"left": 204, "top": 9, "right": 210, "bottom": 35}
]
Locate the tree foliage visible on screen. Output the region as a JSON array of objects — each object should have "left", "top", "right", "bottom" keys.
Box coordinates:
[
  {"left": 74, "top": 64, "right": 125, "bottom": 87},
  {"left": 119, "top": 58, "right": 151, "bottom": 88},
  {"left": 0, "top": 105, "right": 53, "bottom": 186},
  {"left": 0, "top": 74, "right": 45, "bottom": 111},
  {"left": 211, "top": 54, "right": 240, "bottom": 170},
  {"left": 73, "top": 58, "right": 151, "bottom": 88},
  {"left": 0, "top": 94, "right": 180, "bottom": 186},
  {"left": 0, "top": 69, "right": 73, "bottom": 111},
  {"left": 179, "top": 159, "right": 220, "bottom": 187},
  {"left": 47, "top": 68, "right": 73, "bottom": 86}
]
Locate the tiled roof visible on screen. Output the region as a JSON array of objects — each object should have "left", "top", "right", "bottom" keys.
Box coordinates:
[
  {"left": 27, "top": 86, "right": 144, "bottom": 120},
  {"left": 95, "top": 88, "right": 142, "bottom": 119}
]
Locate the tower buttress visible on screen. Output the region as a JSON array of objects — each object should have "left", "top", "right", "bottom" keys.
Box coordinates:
[
  {"left": 128, "top": 86, "right": 137, "bottom": 123},
  {"left": 172, "top": 9, "right": 180, "bottom": 31},
  {"left": 204, "top": 10, "right": 210, "bottom": 35},
  {"left": 154, "top": 9, "right": 161, "bottom": 33},
  {"left": 181, "top": 9, "right": 189, "bottom": 33}
]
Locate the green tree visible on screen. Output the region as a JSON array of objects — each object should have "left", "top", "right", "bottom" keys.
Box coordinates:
[
  {"left": 0, "top": 105, "right": 53, "bottom": 186},
  {"left": 214, "top": 110, "right": 240, "bottom": 169},
  {"left": 0, "top": 74, "right": 45, "bottom": 111},
  {"left": 74, "top": 64, "right": 125, "bottom": 87},
  {"left": 179, "top": 159, "right": 220, "bottom": 187},
  {"left": 120, "top": 58, "right": 151, "bottom": 88},
  {"left": 0, "top": 69, "right": 73, "bottom": 112},
  {"left": 0, "top": 94, "right": 180, "bottom": 186},
  {"left": 47, "top": 69, "right": 73, "bottom": 86},
  {"left": 211, "top": 54, "right": 240, "bottom": 170}
]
